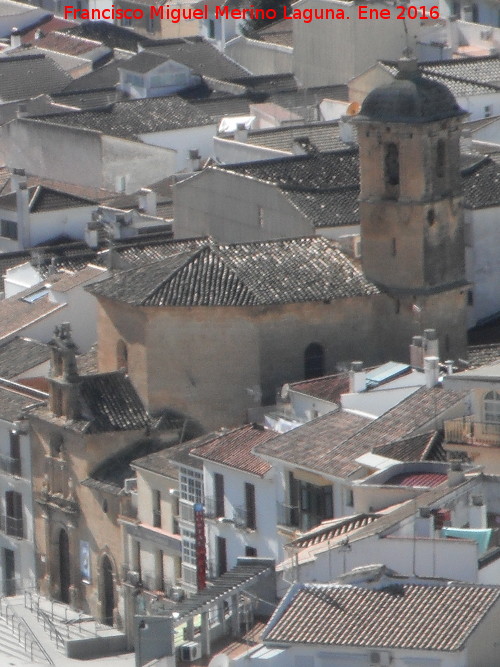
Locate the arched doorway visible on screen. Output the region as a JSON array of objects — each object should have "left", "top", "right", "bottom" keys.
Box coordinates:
[
  {"left": 59, "top": 529, "right": 70, "bottom": 604},
  {"left": 101, "top": 555, "right": 115, "bottom": 626}
]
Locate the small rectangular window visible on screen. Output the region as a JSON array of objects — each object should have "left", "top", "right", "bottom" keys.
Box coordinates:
[
  {"left": 245, "top": 482, "right": 256, "bottom": 530},
  {"left": 214, "top": 473, "right": 225, "bottom": 518}
]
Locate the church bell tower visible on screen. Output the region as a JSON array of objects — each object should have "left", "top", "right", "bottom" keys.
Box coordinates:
[
  {"left": 353, "top": 57, "right": 468, "bottom": 359},
  {"left": 354, "top": 57, "right": 467, "bottom": 293}
]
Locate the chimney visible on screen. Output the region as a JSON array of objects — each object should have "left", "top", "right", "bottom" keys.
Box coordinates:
[
  {"left": 469, "top": 496, "right": 487, "bottom": 529},
  {"left": 446, "top": 15, "right": 459, "bottom": 51},
  {"left": 234, "top": 122, "right": 248, "bottom": 143},
  {"left": 445, "top": 360, "right": 454, "bottom": 375},
  {"left": 423, "top": 329, "right": 439, "bottom": 359},
  {"left": 11, "top": 167, "right": 26, "bottom": 190},
  {"left": 339, "top": 116, "right": 355, "bottom": 144},
  {"left": 448, "top": 460, "right": 465, "bottom": 487},
  {"left": 138, "top": 188, "right": 157, "bottom": 216},
  {"left": 349, "top": 361, "right": 366, "bottom": 393},
  {"left": 410, "top": 335, "right": 424, "bottom": 370},
  {"left": 10, "top": 27, "right": 21, "bottom": 49},
  {"left": 188, "top": 149, "right": 201, "bottom": 172},
  {"left": 424, "top": 356, "right": 439, "bottom": 388},
  {"left": 415, "top": 508, "right": 433, "bottom": 537},
  {"left": 16, "top": 181, "right": 31, "bottom": 249}
]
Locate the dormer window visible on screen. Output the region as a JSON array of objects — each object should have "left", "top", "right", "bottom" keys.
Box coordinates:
[{"left": 484, "top": 390, "right": 500, "bottom": 423}]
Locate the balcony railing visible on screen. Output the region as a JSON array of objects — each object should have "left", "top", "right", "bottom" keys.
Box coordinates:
[
  {"left": 0, "top": 514, "right": 24, "bottom": 539},
  {"left": 445, "top": 417, "right": 500, "bottom": 447},
  {"left": 0, "top": 454, "right": 21, "bottom": 477}
]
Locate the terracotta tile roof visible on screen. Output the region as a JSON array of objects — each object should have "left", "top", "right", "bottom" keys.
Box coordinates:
[
  {"left": 263, "top": 579, "right": 500, "bottom": 651},
  {"left": 255, "top": 410, "right": 372, "bottom": 478},
  {"left": 289, "top": 514, "right": 380, "bottom": 549},
  {"left": 0, "top": 284, "right": 66, "bottom": 343},
  {"left": 374, "top": 430, "right": 447, "bottom": 462},
  {"left": 87, "top": 237, "right": 379, "bottom": 307},
  {"left": 467, "top": 342, "right": 500, "bottom": 369},
  {"left": 76, "top": 343, "right": 98, "bottom": 374},
  {"left": 20, "top": 16, "right": 77, "bottom": 44},
  {"left": 0, "top": 383, "right": 44, "bottom": 422},
  {"left": 133, "top": 436, "right": 206, "bottom": 474},
  {"left": 190, "top": 424, "right": 275, "bottom": 476},
  {"left": 34, "top": 31, "right": 104, "bottom": 57},
  {"left": 289, "top": 372, "right": 349, "bottom": 403},
  {"left": 47, "top": 266, "right": 106, "bottom": 292},
  {"left": 0, "top": 337, "right": 50, "bottom": 379},
  {"left": 341, "top": 386, "right": 467, "bottom": 455},
  {"left": 383, "top": 471, "right": 447, "bottom": 488},
  {"left": 257, "top": 387, "right": 465, "bottom": 479}
]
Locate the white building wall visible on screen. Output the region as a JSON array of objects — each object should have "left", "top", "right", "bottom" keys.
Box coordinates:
[
  {"left": 138, "top": 125, "right": 217, "bottom": 172},
  {"left": 466, "top": 206, "right": 500, "bottom": 326},
  {"left": 293, "top": 0, "right": 419, "bottom": 87},
  {"left": 203, "top": 463, "right": 284, "bottom": 571},
  {"left": 0, "top": 420, "right": 35, "bottom": 594}
]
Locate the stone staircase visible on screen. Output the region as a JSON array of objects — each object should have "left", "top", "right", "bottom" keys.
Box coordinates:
[{"left": 0, "top": 592, "right": 128, "bottom": 665}]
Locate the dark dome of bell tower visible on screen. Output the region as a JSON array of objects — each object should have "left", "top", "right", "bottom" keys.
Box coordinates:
[{"left": 358, "top": 57, "right": 466, "bottom": 123}]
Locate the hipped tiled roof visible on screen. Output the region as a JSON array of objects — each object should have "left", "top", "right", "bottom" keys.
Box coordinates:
[
  {"left": 263, "top": 580, "right": 500, "bottom": 651},
  {"left": 190, "top": 423, "right": 275, "bottom": 476},
  {"left": 87, "top": 237, "right": 379, "bottom": 307}
]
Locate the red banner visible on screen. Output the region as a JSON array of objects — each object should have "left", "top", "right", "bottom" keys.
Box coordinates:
[{"left": 194, "top": 503, "right": 206, "bottom": 591}]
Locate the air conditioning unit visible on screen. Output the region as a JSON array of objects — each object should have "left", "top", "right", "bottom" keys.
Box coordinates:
[
  {"left": 370, "top": 651, "right": 391, "bottom": 666},
  {"left": 169, "top": 586, "right": 185, "bottom": 602},
  {"left": 180, "top": 641, "right": 201, "bottom": 662}
]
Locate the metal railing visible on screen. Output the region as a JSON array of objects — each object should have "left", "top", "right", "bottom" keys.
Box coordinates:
[
  {"left": 0, "top": 454, "right": 21, "bottom": 477},
  {"left": 0, "top": 595, "right": 54, "bottom": 664},
  {"left": 152, "top": 509, "right": 162, "bottom": 528},
  {"left": 25, "top": 591, "right": 101, "bottom": 640},
  {"left": 445, "top": 417, "right": 500, "bottom": 446}
]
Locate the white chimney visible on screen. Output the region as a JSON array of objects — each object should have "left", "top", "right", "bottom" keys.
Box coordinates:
[
  {"left": 16, "top": 103, "right": 28, "bottom": 119},
  {"left": 138, "top": 188, "right": 157, "bottom": 216},
  {"left": 469, "top": 496, "right": 487, "bottom": 529},
  {"left": 10, "top": 27, "right": 21, "bottom": 49},
  {"left": 339, "top": 116, "right": 355, "bottom": 144},
  {"left": 349, "top": 361, "right": 366, "bottom": 393},
  {"left": 11, "top": 167, "right": 26, "bottom": 190},
  {"left": 410, "top": 335, "right": 424, "bottom": 370},
  {"left": 446, "top": 16, "right": 459, "bottom": 51},
  {"left": 448, "top": 460, "right": 465, "bottom": 487},
  {"left": 415, "top": 508, "right": 433, "bottom": 537},
  {"left": 423, "top": 329, "right": 439, "bottom": 359},
  {"left": 188, "top": 149, "right": 201, "bottom": 172},
  {"left": 445, "top": 360, "right": 454, "bottom": 375},
  {"left": 424, "top": 356, "right": 439, "bottom": 389},
  {"left": 234, "top": 123, "right": 248, "bottom": 143},
  {"left": 16, "top": 182, "right": 31, "bottom": 249}
]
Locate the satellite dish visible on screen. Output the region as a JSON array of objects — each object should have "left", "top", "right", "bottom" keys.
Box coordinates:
[
  {"left": 209, "top": 655, "right": 231, "bottom": 667},
  {"left": 346, "top": 101, "right": 360, "bottom": 116}
]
